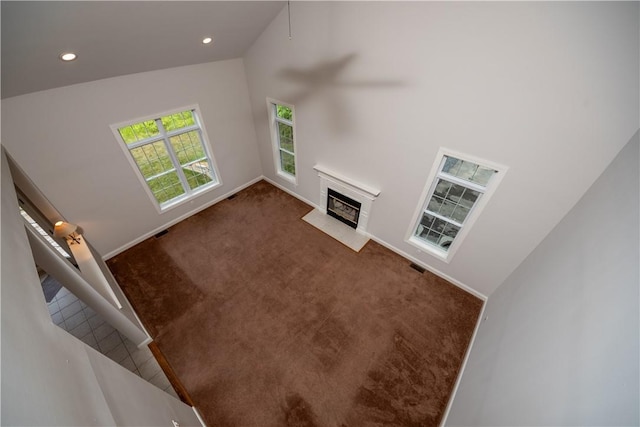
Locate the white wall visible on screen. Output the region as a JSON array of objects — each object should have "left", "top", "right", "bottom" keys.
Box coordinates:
[
  {"left": 244, "top": 1, "right": 639, "bottom": 296},
  {"left": 1, "top": 148, "right": 202, "bottom": 426},
  {"left": 8, "top": 154, "right": 146, "bottom": 330},
  {"left": 446, "top": 132, "right": 639, "bottom": 426},
  {"left": 1, "top": 58, "right": 262, "bottom": 257}
]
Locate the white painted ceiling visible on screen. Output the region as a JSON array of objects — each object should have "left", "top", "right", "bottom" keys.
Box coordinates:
[{"left": 1, "top": 1, "right": 285, "bottom": 99}]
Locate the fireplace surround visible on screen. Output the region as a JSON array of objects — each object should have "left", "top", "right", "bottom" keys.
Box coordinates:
[{"left": 313, "top": 165, "right": 380, "bottom": 235}]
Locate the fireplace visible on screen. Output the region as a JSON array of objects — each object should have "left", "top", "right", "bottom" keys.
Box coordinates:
[
  {"left": 313, "top": 165, "right": 380, "bottom": 235},
  {"left": 327, "top": 189, "right": 361, "bottom": 229},
  {"left": 304, "top": 165, "right": 380, "bottom": 252}
]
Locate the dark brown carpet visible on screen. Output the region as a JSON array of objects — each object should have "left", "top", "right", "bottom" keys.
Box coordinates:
[{"left": 107, "top": 180, "right": 482, "bottom": 427}]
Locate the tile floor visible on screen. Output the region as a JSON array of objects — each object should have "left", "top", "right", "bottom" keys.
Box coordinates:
[{"left": 46, "top": 285, "right": 179, "bottom": 399}]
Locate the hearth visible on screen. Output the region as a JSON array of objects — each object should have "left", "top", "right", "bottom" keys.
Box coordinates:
[{"left": 327, "top": 189, "right": 361, "bottom": 229}]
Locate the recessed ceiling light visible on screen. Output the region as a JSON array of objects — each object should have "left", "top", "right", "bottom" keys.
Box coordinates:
[
  {"left": 202, "top": 37, "right": 213, "bottom": 45},
  {"left": 59, "top": 52, "right": 77, "bottom": 61}
]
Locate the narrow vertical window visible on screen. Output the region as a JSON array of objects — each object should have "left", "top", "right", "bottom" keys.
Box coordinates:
[
  {"left": 112, "top": 106, "right": 221, "bottom": 212},
  {"left": 267, "top": 98, "right": 296, "bottom": 183},
  {"left": 408, "top": 150, "right": 506, "bottom": 261}
]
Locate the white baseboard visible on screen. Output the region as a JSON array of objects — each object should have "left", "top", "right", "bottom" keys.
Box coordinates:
[
  {"left": 192, "top": 406, "right": 207, "bottom": 427},
  {"left": 138, "top": 336, "right": 153, "bottom": 349},
  {"left": 365, "top": 234, "right": 488, "bottom": 427},
  {"left": 261, "top": 175, "right": 319, "bottom": 210},
  {"left": 104, "top": 172, "right": 486, "bottom": 301},
  {"left": 100, "top": 172, "right": 485, "bottom": 427},
  {"left": 262, "top": 176, "right": 487, "bottom": 301},
  {"left": 439, "top": 301, "right": 487, "bottom": 427},
  {"left": 367, "top": 235, "right": 488, "bottom": 301},
  {"left": 103, "top": 176, "right": 264, "bottom": 260}
]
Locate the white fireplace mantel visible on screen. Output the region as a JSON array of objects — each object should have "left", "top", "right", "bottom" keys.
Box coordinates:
[
  {"left": 314, "top": 165, "right": 380, "bottom": 199},
  {"left": 313, "top": 165, "right": 380, "bottom": 234}
]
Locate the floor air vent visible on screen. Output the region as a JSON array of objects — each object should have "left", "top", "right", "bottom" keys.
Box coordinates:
[
  {"left": 409, "top": 263, "right": 426, "bottom": 273},
  {"left": 154, "top": 229, "right": 169, "bottom": 239}
]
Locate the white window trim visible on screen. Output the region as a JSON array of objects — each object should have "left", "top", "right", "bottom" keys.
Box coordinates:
[
  {"left": 110, "top": 104, "right": 222, "bottom": 214},
  {"left": 405, "top": 147, "right": 508, "bottom": 263},
  {"left": 266, "top": 97, "right": 298, "bottom": 185}
]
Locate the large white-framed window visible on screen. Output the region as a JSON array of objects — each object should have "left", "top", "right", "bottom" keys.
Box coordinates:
[
  {"left": 407, "top": 148, "right": 507, "bottom": 262},
  {"left": 267, "top": 98, "right": 297, "bottom": 183},
  {"left": 111, "top": 105, "right": 221, "bottom": 213}
]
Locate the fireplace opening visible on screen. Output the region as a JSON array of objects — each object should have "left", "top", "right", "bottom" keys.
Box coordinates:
[{"left": 327, "top": 188, "right": 361, "bottom": 229}]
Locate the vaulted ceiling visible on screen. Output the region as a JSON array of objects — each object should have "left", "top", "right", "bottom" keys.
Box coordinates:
[{"left": 1, "top": 1, "right": 285, "bottom": 98}]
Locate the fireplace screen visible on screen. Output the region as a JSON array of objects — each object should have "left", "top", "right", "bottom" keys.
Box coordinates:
[{"left": 327, "top": 189, "right": 361, "bottom": 229}]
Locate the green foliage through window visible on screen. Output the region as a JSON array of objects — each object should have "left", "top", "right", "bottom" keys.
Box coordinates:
[
  {"left": 276, "top": 105, "right": 292, "bottom": 121},
  {"left": 117, "top": 109, "right": 217, "bottom": 208},
  {"left": 271, "top": 102, "right": 296, "bottom": 178}
]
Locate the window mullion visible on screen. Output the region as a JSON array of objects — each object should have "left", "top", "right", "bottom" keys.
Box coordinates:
[
  {"left": 192, "top": 112, "right": 215, "bottom": 171},
  {"left": 165, "top": 124, "right": 199, "bottom": 139},
  {"left": 438, "top": 172, "right": 486, "bottom": 193},
  {"left": 126, "top": 135, "right": 165, "bottom": 150},
  {"left": 181, "top": 157, "right": 208, "bottom": 168},
  {"left": 156, "top": 119, "right": 191, "bottom": 193},
  {"left": 423, "top": 209, "right": 464, "bottom": 228},
  {"left": 275, "top": 117, "right": 293, "bottom": 126},
  {"left": 144, "top": 168, "right": 177, "bottom": 182}
]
